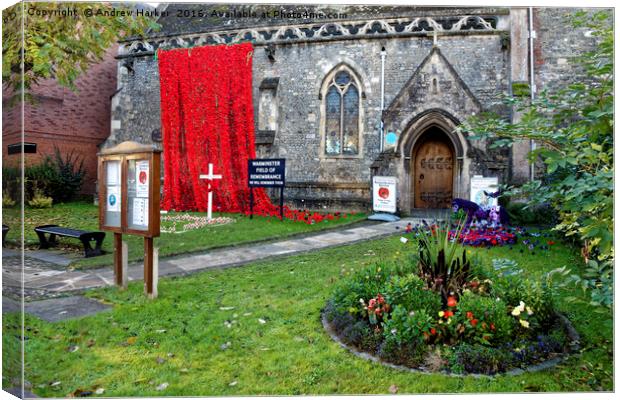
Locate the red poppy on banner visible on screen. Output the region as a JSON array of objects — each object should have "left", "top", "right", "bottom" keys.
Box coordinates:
[{"left": 158, "top": 43, "right": 274, "bottom": 213}]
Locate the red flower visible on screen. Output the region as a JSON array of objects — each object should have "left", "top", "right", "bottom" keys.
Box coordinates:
[
  {"left": 470, "top": 319, "right": 478, "bottom": 327},
  {"left": 447, "top": 296, "right": 457, "bottom": 307},
  {"left": 469, "top": 281, "right": 479, "bottom": 288},
  {"left": 490, "top": 323, "right": 496, "bottom": 331},
  {"left": 430, "top": 328, "right": 437, "bottom": 335},
  {"left": 466, "top": 311, "right": 474, "bottom": 320},
  {"left": 368, "top": 299, "right": 376, "bottom": 309},
  {"left": 547, "top": 240, "right": 555, "bottom": 245},
  {"left": 377, "top": 294, "right": 385, "bottom": 304},
  {"left": 444, "top": 310, "right": 454, "bottom": 318}
]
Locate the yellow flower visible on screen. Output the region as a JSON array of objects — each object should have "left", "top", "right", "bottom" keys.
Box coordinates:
[
  {"left": 438, "top": 311, "right": 445, "bottom": 317},
  {"left": 511, "top": 307, "right": 522, "bottom": 317},
  {"left": 526, "top": 306, "right": 533, "bottom": 315},
  {"left": 519, "top": 319, "right": 530, "bottom": 328}
]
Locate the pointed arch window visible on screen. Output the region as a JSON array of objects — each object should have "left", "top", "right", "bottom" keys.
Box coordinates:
[{"left": 323, "top": 68, "right": 361, "bottom": 156}]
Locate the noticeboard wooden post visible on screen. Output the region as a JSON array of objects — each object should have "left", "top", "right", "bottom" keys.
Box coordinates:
[{"left": 98, "top": 141, "right": 161, "bottom": 298}]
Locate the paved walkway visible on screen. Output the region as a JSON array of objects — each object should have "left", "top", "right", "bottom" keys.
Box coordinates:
[{"left": 3, "top": 218, "right": 421, "bottom": 299}]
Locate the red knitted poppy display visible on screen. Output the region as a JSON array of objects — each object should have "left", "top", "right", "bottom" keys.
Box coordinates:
[{"left": 158, "top": 43, "right": 274, "bottom": 213}]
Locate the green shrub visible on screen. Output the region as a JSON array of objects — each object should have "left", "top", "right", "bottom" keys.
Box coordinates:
[
  {"left": 331, "top": 261, "right": 411, "bottom": 315},
  {"left": 378, "top": 335, "right": 426, "bottom": 368},
  {"left": 505, "top": 201, "right": 557, "bottom": 226},
  {"left": 383, "top": 273, "right": 442, "bottom": 316},
  {"left": 28, "top": 189, "right": 53, "bottom": 208},
  {"left": 491, "top": 272, "right": 555, "bottom": 331},
  {"left": 2, "top": 190, "right": 16, "bottom": 208},
  {"left": 49, "top": 147, "right": 85, "bottom": 202},
  {"left": 453, "top": 292, "right": 514, "bottom": 345},
  {"left": 382, "top": 305, "right": 433, "bottom": 346},
  {"left": 451, "top": 343, "right": 515, "bottom": 374}
]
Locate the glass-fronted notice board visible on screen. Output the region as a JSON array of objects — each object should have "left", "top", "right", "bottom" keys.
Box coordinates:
[
  {"left": 127, "top": 159, "right": 150, "bottom": 231},
  {"left": 104, "top": 160, "right": 121, "bottom": 228}
]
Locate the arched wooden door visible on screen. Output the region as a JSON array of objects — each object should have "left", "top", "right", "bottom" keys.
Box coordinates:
[{"left": 412, "top": 134, "right": 454, "bottom": 209}]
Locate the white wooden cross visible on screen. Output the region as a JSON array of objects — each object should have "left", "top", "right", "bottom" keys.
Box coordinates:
[{"left": 199, "top": 163, "right": 222, "bottom": 220}]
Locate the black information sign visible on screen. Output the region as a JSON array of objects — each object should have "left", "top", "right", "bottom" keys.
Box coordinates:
[
  {"left": 248, "top": 158, "right": 285, "bottom": 187},
  {"left": 248, "top": 158, "right": 286, "bottom": 219}
]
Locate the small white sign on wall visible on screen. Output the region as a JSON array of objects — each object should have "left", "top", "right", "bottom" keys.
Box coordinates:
[
  {"left": 470, "top": 175, "right": 499, "bottom": 209},
  {"left": 372, "top": 176, "right": 397, "bottom": 213}
]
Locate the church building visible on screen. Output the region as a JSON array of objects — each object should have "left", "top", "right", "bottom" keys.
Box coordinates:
[{"left": 103, "top": 4, "right": 598, "bottom": 214}]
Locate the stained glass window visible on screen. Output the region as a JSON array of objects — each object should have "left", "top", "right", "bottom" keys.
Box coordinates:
[{"left": 323, "top": 68, "right": 360, "bottom": 156}]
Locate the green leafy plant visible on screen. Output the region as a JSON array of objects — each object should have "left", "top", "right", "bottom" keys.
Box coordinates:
[
  {"left": 382, "top": 305, "right": 434, "bottom": 346},
  {"left": 417, "top": 217, "right": 471, "bottom": 302},
  {"left": 28, "top": 189, "right": 53, "bottom": 209},
  {"left": 452, "top": 292, "right": 513, "bottom": 346},
  {"left": 383, "top": 273, "right": 442, "bottom": 316},
  {"left": 2, "top": 190, "right": 16, "bottom": 208},
  {"left": 458, "top": 10, "right": 613, "bottom": 266},
  {"left": 2, "top": 2, "right": 160, "bottom": 97}
]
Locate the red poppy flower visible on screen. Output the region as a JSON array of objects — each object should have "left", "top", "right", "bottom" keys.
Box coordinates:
[
  {"left": 470, "top": 319, "right": 478, "bottom": 327},
  {"left": 444, "top": 310, "right": 454, "bottom": 318},
  {"left": 447, "top": 297, "right": 457, "bottom": 307},
  {"left": 466, "top": 311, "right": 474, "bottom": 320},
  {"left": 430, "top": 328, "right": 437, "bottom": 335}
]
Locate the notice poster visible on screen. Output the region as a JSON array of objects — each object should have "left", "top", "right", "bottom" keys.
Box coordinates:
[
  {"left": 470, "top": 176, "right": 499, "bottom": 209},
  {"left": 372, "top": 176, "right": 397, "bottom": 213},
  {"left": 132, "top": 197, "right": 149, "bottom": 227},
  {"left": 107, "top": 185, "right": 120, "bottom": 212},
  {"left": 106, "top": 161, "right": 120, "bottom": 185},
  {"left": 135, "top": 161, "right": 149, "bottom": 198}
]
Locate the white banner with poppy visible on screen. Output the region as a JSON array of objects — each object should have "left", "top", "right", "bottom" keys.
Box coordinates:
[{"left": 372, "top": 176, "right": 397, "bottom": 213}]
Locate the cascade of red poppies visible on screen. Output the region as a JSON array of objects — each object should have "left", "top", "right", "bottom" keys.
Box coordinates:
[{"left": 158, "top": 43, "right": 275, "bottom": 213}]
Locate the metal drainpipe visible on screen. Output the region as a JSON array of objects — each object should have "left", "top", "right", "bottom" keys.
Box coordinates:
[
  {"left": 380, "top": 46, "right": 386, "bottom": 152},
  {"left": 529, "top": 7, "right": 537, "bottom": 181}
]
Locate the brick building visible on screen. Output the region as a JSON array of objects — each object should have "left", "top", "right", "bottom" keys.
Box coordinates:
[
  {"left": 2, "top": 46, "right": 118, "bottom": 194},
  {"left": 103, "top": 4, "right": 602, "bottom": 213}
]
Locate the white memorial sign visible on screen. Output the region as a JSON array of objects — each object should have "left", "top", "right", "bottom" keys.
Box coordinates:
[
  {"left": 470, "top": 175, "right": 499, "bottom": 209},
  {"left": 136, "top": 160, "right": 150, "bottom": 198},
  {"left": 372, "top": 176, "right": 397, "bottom": 213}
]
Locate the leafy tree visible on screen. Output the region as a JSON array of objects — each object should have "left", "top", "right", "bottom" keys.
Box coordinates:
[
  {"left": 2, "top": 2, "right": 159, "bottom": 95},
  {"left": 457, "top": 11, "right": 613, "bottom": 307}
]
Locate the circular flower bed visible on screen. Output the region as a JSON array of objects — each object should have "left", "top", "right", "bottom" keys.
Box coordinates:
[{"left": 324, "top": 220, "right": 577, "bottom": 375}]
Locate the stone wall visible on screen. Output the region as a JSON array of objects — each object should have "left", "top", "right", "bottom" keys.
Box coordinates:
[{"left": 104, "top": 6, "right": 607, "bottom": 212}]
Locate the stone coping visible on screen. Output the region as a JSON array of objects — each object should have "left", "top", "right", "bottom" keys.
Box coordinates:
[{"left": 321, "top": 310, "right": 580, "bottom": 378}]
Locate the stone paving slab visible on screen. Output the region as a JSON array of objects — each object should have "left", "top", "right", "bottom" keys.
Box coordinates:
[
  {"left": 22, "top": 295, "right": 112, "bottom": 322},
  {"left": 2, "top": 218, "right": 422, "bottom": 297}
]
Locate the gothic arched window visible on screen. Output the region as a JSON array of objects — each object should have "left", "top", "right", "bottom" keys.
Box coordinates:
[{"left": 323, "top": 67, "right": 361, "bottom": 156}]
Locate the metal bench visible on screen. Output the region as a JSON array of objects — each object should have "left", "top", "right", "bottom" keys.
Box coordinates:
[
  {"left": 2, "top": 225, "right": 8, "bottom": 247},
  {"left": 34, "top": 225, "right": 105, "bottom": 258}
]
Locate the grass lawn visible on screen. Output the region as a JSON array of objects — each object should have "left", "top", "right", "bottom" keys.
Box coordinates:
[
  {"left": 2, "top": 231, "right": 612, "bottom": 396},
  {"left": 1, "top": 202, "right": 366, "bottom": 269}
]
